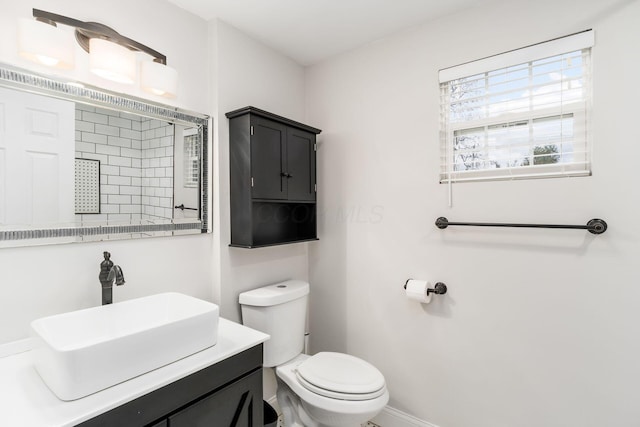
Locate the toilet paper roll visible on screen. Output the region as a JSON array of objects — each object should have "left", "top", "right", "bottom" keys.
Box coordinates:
[{"left": 405, "top": 279, "right": 432, "bottom": 304}]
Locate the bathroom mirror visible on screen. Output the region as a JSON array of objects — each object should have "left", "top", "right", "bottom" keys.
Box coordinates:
[{"left": 0, "top": 63, "right": 210, "bottom": 247}]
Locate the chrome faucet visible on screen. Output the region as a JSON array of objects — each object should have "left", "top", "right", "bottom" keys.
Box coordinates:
[{"left": 99, "top": 251, "right": 125, "bottom": 305}]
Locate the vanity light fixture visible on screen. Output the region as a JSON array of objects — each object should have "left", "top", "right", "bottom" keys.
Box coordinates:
[
  {"left": 18, "top": 18, "right": 75, "bottom": 69},
  {"left": 89, "top": 38, "right": 136, "bottom": 85},
  {"left": 140, "top": 60, "right": 178, "bottom": 97},
  {"left": 18, "top": 9, "right": 178, "bottom": 98}
]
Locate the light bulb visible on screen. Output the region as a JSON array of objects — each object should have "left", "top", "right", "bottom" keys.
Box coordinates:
[{"left": 35, "top": 54, "right": 60, "bottom": 67}]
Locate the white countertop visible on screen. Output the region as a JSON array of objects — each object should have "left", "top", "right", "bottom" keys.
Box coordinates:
[{"left": 0, "top": 318, "right": 269, "bottom": 427}]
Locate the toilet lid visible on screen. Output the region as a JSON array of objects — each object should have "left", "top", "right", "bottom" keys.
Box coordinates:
[{"left": 295, "top": 352, "right": 386, "bottom": 400}]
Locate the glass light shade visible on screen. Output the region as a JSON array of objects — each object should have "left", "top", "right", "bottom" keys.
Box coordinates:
[
  {"left": 18, "top": 18, "right": 75, "bottom": 69},
  {"left": 89, "top": 38, "right": 136, "bottom": 84},
  {"left": 141, "top": 60, "right": 178, "bottom": 98}
]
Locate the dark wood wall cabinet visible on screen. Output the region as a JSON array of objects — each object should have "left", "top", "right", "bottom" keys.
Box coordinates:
[
  {"left": 78, "top": 345, "right": 264, "bottom": 427},
  {"left": 227, "top": 106, "right": 321, "bottom": 248}
]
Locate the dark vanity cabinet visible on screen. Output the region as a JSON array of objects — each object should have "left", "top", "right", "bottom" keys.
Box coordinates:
[
  {"left": 227, "top": 106, "right": 321, "bottom": 248},
  {"left": 78, "top": 345, "right": 263, "bottom": 427}
]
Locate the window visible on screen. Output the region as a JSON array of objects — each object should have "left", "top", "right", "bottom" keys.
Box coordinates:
[
  {"left": 439, "top": 31, "right": 594, "bottom": 182},
  {"left": 183, "top": 129, "right": 200, "bottom": 188}
]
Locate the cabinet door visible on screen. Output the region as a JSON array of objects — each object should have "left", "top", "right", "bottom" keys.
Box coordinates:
[
  {"left": 168, "top": 370, "right": 263, "bottom": 427},
  {"left": 251, "top": 117, "right": 287, "bottom": 200},
  {"left": 286, "top": 127, "right": 316, "bottom": 201}
]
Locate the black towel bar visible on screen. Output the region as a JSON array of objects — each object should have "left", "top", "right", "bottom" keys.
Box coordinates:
[
  {"left": 174, "top": 204, "right": 198, "bottom": 211},
  {"left": 435, "top": 217, "right": 607, "bottom": 235}
]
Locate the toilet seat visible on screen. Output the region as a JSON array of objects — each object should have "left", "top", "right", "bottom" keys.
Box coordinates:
[
  {"left": 276, "top": 353, "right": 389, "bottom": 419},
  {"left": 295, "top": 352, "right": 386, "bottom": 401}
]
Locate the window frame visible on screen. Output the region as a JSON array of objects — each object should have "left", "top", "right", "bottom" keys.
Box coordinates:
[{"left": 439, "top": 31, "right": 593, "bottom": 183}]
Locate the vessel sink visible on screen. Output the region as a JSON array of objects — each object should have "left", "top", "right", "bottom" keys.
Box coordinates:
[{"left": 30, "top": 292, "right": 219, "bottom": 401}]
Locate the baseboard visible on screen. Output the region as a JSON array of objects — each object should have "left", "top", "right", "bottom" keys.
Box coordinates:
[
  {"left": 265, "top": 397, "right": 436, "bottom": 427},
  {"left": 370, "top": 405, "right": 438, "bottom": 427}
]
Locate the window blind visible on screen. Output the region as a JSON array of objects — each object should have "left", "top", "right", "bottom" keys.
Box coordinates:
[{"left": 439, "top": 30, "right": 593, "bottom": 183}]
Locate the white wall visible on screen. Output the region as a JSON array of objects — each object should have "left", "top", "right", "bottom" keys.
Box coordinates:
[
  {"left": 0, "top": 0, "right": 213, "bottom": 344},
  {"left": 0, "top": 0, "right": 309, "bottom": 352},
  {"left": 208, "top": 19, "right": 309, "bottom": 401},
  {"left": 210, "top": 19, "right": 309, "bottom": 323},
  {"left": 305, "top": 0, "right": 640, "bottom": 426}
]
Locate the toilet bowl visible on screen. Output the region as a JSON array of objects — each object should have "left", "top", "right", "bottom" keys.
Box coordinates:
[
  {"left": 276, "top": 353, "right": 389, "bottom": 427},
  {"left": 239, "top": 280, "right": 388, "bottom": 427}
]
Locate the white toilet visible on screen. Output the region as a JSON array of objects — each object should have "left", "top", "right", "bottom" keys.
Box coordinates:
[{"left": 239, "top": 280, "right": 389, "bottom": 427}]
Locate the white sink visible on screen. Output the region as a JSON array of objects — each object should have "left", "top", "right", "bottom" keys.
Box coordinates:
[{"left": 30, "top": 292, "right": 219, "bottom": 401}]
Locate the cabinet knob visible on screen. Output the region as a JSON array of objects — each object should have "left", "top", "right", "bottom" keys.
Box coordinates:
[{"left": 281, "top": 172, "right": 293, "bottom": 178}]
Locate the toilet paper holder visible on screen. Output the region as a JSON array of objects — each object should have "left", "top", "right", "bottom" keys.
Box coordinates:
[{"left": 404, "top": 280, "right": 448, "bottom": 296}]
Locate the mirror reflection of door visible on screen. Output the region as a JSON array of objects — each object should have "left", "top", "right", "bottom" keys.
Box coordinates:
[
  {"left": 173, "top": 125, "right": 200, "bottom": 220},
  {"left": 0, "top": 87, "right": 75, "bottom": 227}
]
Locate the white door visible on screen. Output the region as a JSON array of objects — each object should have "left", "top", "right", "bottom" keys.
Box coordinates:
[{"left": 0, "top": 86, "right": 75, "bottom": 227}]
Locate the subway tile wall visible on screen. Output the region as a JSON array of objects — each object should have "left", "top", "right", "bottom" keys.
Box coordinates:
[
  {"left": 74, "top": 105, "right": 174, "bottom": 225},
  {"left": 141, "top": 119, "right": 174, "bottom": 221}
]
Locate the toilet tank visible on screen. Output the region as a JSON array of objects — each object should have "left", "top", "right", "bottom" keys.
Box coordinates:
[{"left": 239, "top": 280, "right": 309, "bottom": 367}]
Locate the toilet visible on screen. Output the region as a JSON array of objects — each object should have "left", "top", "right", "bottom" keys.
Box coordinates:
[{"left": 239, "top": 280, "right": 389, "bottom": 427}]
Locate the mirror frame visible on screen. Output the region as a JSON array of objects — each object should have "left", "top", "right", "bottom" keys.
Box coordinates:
[{"left": 0, "top": 63, "right": 210, "bottom": 245}]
